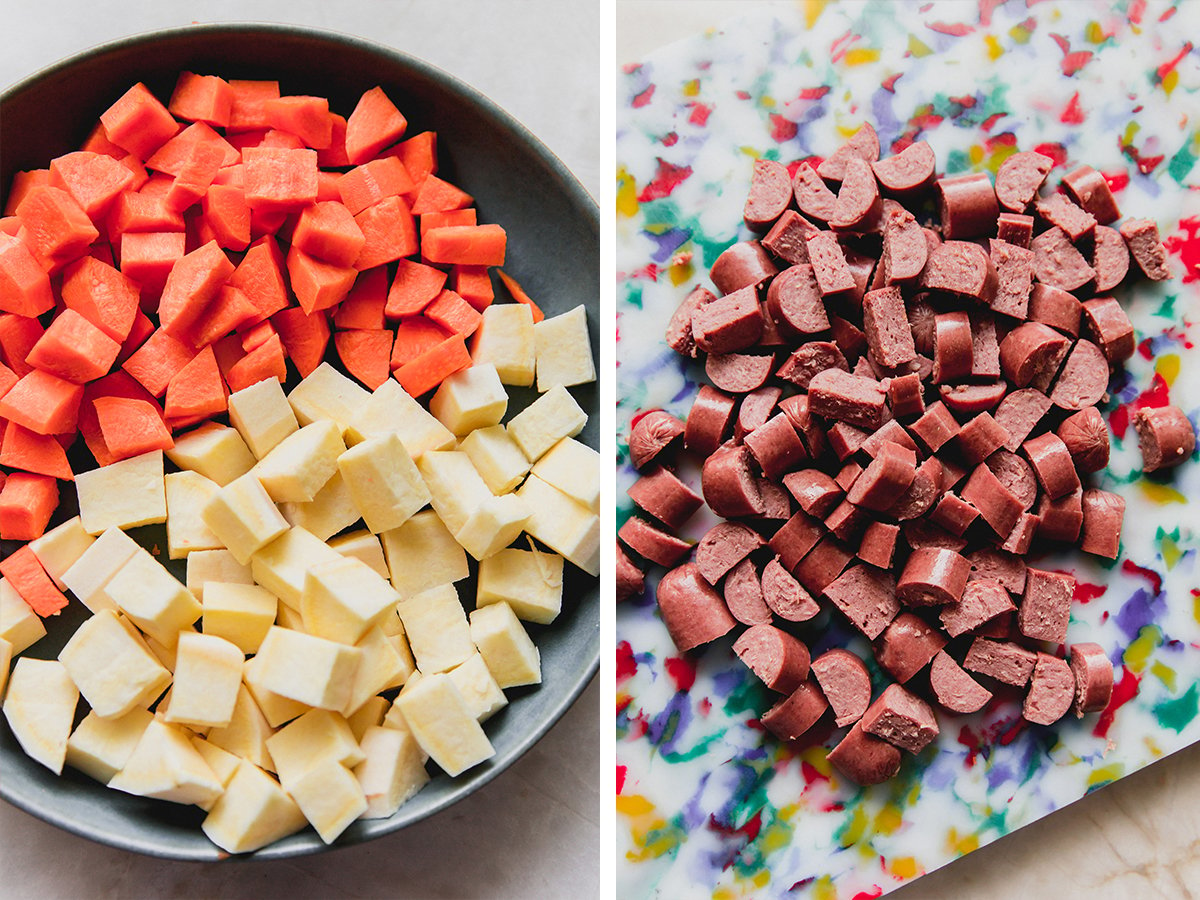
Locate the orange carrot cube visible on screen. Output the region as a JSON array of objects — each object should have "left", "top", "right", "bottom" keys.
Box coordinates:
[
  {"left": 99, "top": 82, "right": 180, "bottom": 161},
  {"left": 0, "top": 369, "right": 85, "bottom": 434},
  {"left": 0, "top": 473, "right": 58, "bottom": 541},
  {"left": 25, "top": 308, "right": 121, "bottom": 383},
  {"left": 0, "top": 545, "right": 69, "bottom": 615}
]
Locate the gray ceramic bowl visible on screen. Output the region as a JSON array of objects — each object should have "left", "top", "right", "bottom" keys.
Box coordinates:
[{"left": 0, "top": 23, "right": 598, "bottom": 860}]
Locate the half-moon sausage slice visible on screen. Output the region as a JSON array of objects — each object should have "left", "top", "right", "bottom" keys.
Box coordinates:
[
  {"left": 1049, "top": 339, "right": 1109, "bottom": 410},
  {"left": 702, "top": 443, "right": 764, "bottom": 518},
  {"left": 810, "top": 649, "right": 872, "bottom": 727},
  {"left": 761, "top": 557, "right": 821, "bottom": 622},
  {"left": 872, "top": 140, "right": 936, "bottom": 195},
  {"left": 995, "top": 150, "right": 1053, "bottom": 211},
  {"left": 1069, "top": 642, "right": 1114, "bottom": 716},
  {"left": 743, "top": 158, "right": 792, "bottom": 233},
  {"left": 723, "top": 557, "right": 773, "bottom": 626},
  {"left": 792, "top": 163, "right": 838, "bottom": 222},
  {"left": 656, "top": 562, "right": 737, "bottom": 652},
  {"left": 930, "top": 651, "right": 992, "bottom": 714},
  {"left": 817, "top": 122, "right": 880, "bottom": 182},
  {"left": 1023, "top": 652, "right": 1075, "bottom": 726},
  {"left": 710, "top": 241, "right": 780, "bottom": 295},
  {"left": 860, "top": 683, "right": 940, "bottom": 753},
  {"left": 827, "top": 721, "right": 902, "bottom": 785},
  {"left": 761, "top": 680, "right": 828, "bottom": 742},
  {"left": 734, "top": 624, "right": 811, "bottom": 693},
  {"left": 875, "top": 612, "right": 946, "bottom": 683},
  {"left": 694, "top": 521, "right": 764, "bottom": 585}
]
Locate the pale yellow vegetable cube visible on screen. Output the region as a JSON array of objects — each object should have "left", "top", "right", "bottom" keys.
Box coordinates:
[
  {"left": 396, "top": 583, "right": 474, "bottom": 675},
  {"left": 189, "top": 736, "right": 241, "bottom": 811},
  {"left": 59, "top": 609, "right": 171, "bottom": 719},
  {"left": 448, "top": 652, "right": 508, "bottom": 721},
  {"left": 288, "top": 362, "right": 371, "bottom": 433},
  {"left": 243, "top": 653, "right": 310, "bottom": 728},
  {"left": 301, "top": 556, "right": 400, "bottom": 645},
  {"left": 429, "top": 362, "right": 508, "bottom": 435},
  {"left": 328, "top": 530, "right": 389, "bottom": 580},
  {"left": 108, "top": 549, "right": 202, "bottom": 648},
  {"left": 108, "top": 719, "right": 223, "bottom": 807},
  {"left": 60, "top": 526, "right": 140, "bottom": 614},
  {"left": 279, "top": 471, "right": 362, "bottom": 542},
  {"left": 275, "top": 602, "right": 307, "bottom": 633},
  {"left": 0, "top": 637, "right": 10, "bottom": 700},
  {"left": 254, "top": 626, "right": 362, "bottom": 712},
  {"left": 3, "top": 657, "right": 78, "bottom": 774},
  {"left": 227, "top": 377, "right": 299, "bottom": 459},
  {"left": 29, "top": 516, "right": 95, "bottom": 589},
  {"left": 455, "top": 493, "right": 530, "bottom": 561},
  {"left": 354, "top": 725, "right": 429, "bottom": 819},
  {"left": 416, "top": 450, "right": 492, "bottom": 534},
  {"left": 344, "top": 378, "right": 455, "bottom": 459},
  {"left": 394, "top": 673, "right": 493, "bottom": 777},
  {"left": 531, "top": 437, "right": 599, "bottom": 510},
  {"left": 346, "top": 695, "right": 389, "bottom": 742},
  {"left": 165, "top": 470, "right": 224, "bottom": 559},
  {"left": 289, "top": 755, "right": 367, "bottom": 844},
  {"left": 337, "top": 432, "right": 431, "bottom": 534},
  {"left": 506, "top": 385, "right": 587, "bottom": 462},
  {"left": 66, "top": 707, "right": 154, "bottom": 784},
  {"left": 143, "top": 632, "right": 180, "bottom": 674},
  {"left": 250, "top": 526, "right": 343, "bottom": 609},
  {"left": 202, "top": 760, "right": 307, "bottom": 854},
  {"left": 379, "top": 697, "right": 421, "bottom": 755},
  {"left": 470, "top": 302, "right": 535, "bottom": 386},
  {"left": 385, "top": 629, "right": 417, "bottom": 686},
  {"left": 167, "top": 423, "right": 256, "bottom": 486},
  {"left": 205, "top": 685, "right": 274, "bottom": 771},
  {"left": 265, "top": 708, "right": 365, "bottom": 791},
  {"left": 202, "top": 582, "right": 277, "bottom": 654},
  {"left": 477, "top": 546, "right": 564, "bottom": 624},
  {"left": 534, "top": 304, "right": 595, "bottom": 390},
  {"left": 0, "top": 577, "right": 47, "bottom": 654},
  {"left": 164, "top": 632, "right": 244, "bottom": 729},
  {"left": 459, "top": 425, "right": 530, "bottom": 494},
  {"left": 515, "top": 474, "right": 600, "bottom": 576},
  {"left": 185, "top": 549, "right": 252, "bottom": 602},
  {"left": 469, "top": 601, "right": 541, "bottom": 689},
  {"left": 380, "top": 510, "right": 469, "bottom": 597},
  {"left": 75, "top": 449, "right": 167, "bottom": 534},
  {"left": 253, "top": 419, "right": 345, "bottom": 503},
  {"left": 202, "top": 473, "right": 290, "bottom": 566},
  {"left": 342, "top": 625, "right": 408, "bottom": 716}
]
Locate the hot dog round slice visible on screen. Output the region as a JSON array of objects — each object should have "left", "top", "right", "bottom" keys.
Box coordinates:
[
  {"left": 939, "top": 577, "right": 1015, "bottom": 638},
  {"left": 1049, "top": 339, "right": 1109, "bottom": 410},
  {"left": 1031, "top": 226, "right": 1096, "bottom": 292},
  {"left": 875, "top": 611, "right": 946, "bottom": 683},
  {"left": 1069, "top": 642, "right": 1114, "bottom": 716},
  {"left": 860, "top": 683, "right": 940, "bottom": 754},
  {"left": 666, "top": 285, "right": 714, "bottom": 358},
  {"left": 1133, "top": 405, "right": 1196, "bottom": 472},
  {"left": 618, "top": 516, "right": 691, "bottom": 567},
  {"left": 919, "top": 240, "right": 996, "bottom": 302},
  {"left": 829, "top": 156, "right": 882, "bottom": 230},
  {"left": 995, "top": 150, "right": 1053, "bottom": 211},
  {"left": 929, "top": 650, "right": 992, "bottom": 714},
  {"left": 896, "top": 547, "right": 971, "bottom": 606},
  {"left": 761, "top": 557, "right": 821, "bottom": 622},
  {"left": 694, "top": 521, "right": 764, "bottom": 585},
  {"left": 616, "top": 544, "right": 645, "bottom": 603},
  {"left": 817, "top": 122, "right": 880, "bottom": 182},
  {"left": 702, "top": 443, "right": 764, "bottom": 518},
  {"left": 1057, "top": 406, "right": 1110, "bottom": 473},
  {"left": 705, "top": 352, "right": 775, "bottom": 394},
  {"left": 762, "top": 209, "right": 820, "bottom": 266},
  {"left": 1080, "top": 296, "right": 1135, "bottom": 365},
  {"left": 1080, "top": 488, "right": 1125, "bottom": 559},
  {"left": 761, "top": 680, "right": 828, "bottom": 742},
  {"left": 627, "top": 465, "right": 703, "bottom": 530},
  {"left": 766, "top": 263, "right": 830, "bottom": 335},
  {"left": 792, "top": 163, "right": 838, "bottom": 222},
  {"left": 810, "top": 649, "right": 872, "bottom": 727},
  {"left": 723, "top": 557, "right": 773, "bottom": 626},
  {"left": 1090, "top": 225, "right": 1131, "bottom": 292},
  {"left": 743, "top": 158, "right": 793, "bottom": 233},
  {"left": 1061, "top": 164, "right": 1120, "bottom": 224},
  {"left": 1021, "top": 432, "right": 1081, "bottom": 500},
  {"left": 684, "top": 385, "right": 736, "bottom": 456},
  {"left": 872, "top": 140, "right": 936, "bottom": 195},
  {"left": 827, "top": 720, "right": 902, "bottom": 785},
  {"left": 735, "top": 385, "right": 782, "bottom": 441},
  {"left": 937, "top": 172, "right": 998, "bottom": 240},
  {"left": 1023, "top": 652, "right": 1075, "bottom": 726},
  {"left": 733, "top": 624, "right": 812, "bottom": 693},
  {"left": 656, "top": 562, "right": 738, "bottom": 652}
]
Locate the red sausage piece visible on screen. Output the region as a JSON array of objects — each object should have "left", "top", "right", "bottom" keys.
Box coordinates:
[
  {"left": 691, "top": 285, "right": 764, "bottom": 355},
  {"left": 963, "top": 637, "right": 1039, "bottom": 686},
  {"left": 766, "top": 263, "right": 830, "bottom": 335},
  {"left": 988, "top": 238, "right": 1035, "bottom": 319},
  {"left": 761, "top": 680, "right": 828, "bottom": 742},
  {"left": 888, "top": 371, "right": 925, "bottom": 418},
  {"left": 902, "top": 519, "right": 968, "bottom": 554},
  {"left": 996, "top": 212, "right": 1034, "bottom": 248},
  {"left": 827, "top": 720, "right": 902, "bottom": 785},
  {"left": 940, "top": 577, "right": 1016, "bottom": 638},
  {"left": 889, "top": 457, "right": 945, "bottom": 523},
  {"left": 705, "top": 352, "right": 774, "bottom": 394},
  {"left": 761, "top": 556, "right": 822, "bottom": 622},
  {"left": 1035, "top": 193, "right": 1096, "bottom": 241},
  {"left": 1119, "top": 217, "right": 1170, "bottom": 281},
  {"left": 629, "top": 409, "right": 685, "bottom": 470},
  {"left": 862, "top": 285, "right": 916, "bottom": 368},
  {"left": 794, "top": 535, "right": 854, "bottom": 595},
  {"left": 955, "top": 411, "right": 1010, "bottom": 465},
  {"left": 1080, "top": 488, "right": 1125, "bottom": 559},
  {"left": 999, "top": 322, "right": 1071, "bottom": 389},
  {"left": 1001, "top": 510, "right": 1041, "bottom": 555},
  {"left": 684, "top": 385, "right": 736, "bottom": 456},
  {"left": 919, "top": 241, "right": 996, "bottom": 302},
  {"left": 1023, "top": 652, "right": 1075, "bottom": 726},
  {"left": 776, "top": 341, "right": 849, "bottom": 390},
  {"left": 1031, "top": 226, "right": 1095, "bottom": 292},
  {"left": 1080, "top": 296, "right": 1135, "bottom": 365},
  {"left": 970, "top": 311, "right": 1001, "bottom": 380},
  {"left": 656, "top": 562, "right": 737, "bottom": 652},
  {"left": 762, "top": 209, "right": 820, "bottom": 266},
  {"left": 858, "top": 521, "right": 900, "bottom": 569},
  {"left": 808, "top": 369, "right": 888, "bottom": 430},
  {"left": 897, "top": 546, "right": 971, "bottom": 606},
  {"left": 782, "top": 469, "right": 844, "bottom": 519},
  {"left": 1061, "top": 164, "right": 1120, "bottom": 224},
  {"left": 627, "top": 465, "right": 703, "bottom": 530},
  {"left": 665, "top": 285, "right": 714, "bottom": 358},
  {"left": 753, "top": 477, "right": 793, "bottom": 522},
  {"left": 823, "top": 563, "right": 900, "bottom": 640},
  {"left": 847, "top": 440, "right": 917, "bottom": 512},
  {"left": 929, "top": 651, "right": 993, "bottom": 714},
  {"left": 872, "top": 140, "right": 936, "bottom": 195},
  {"left": 860, "top": 420, "right": 918, "bottom": 459},
  {"left": 745, "top": 413, "right": 809, "bottom": 480},
  {"left": 995, "top": 150, "right": 1053, "bottom": 211},
  {"left": 615, "top": 545, "right": 645, "bottom": 602},
  {"left": 768, "top": 511, "right": 824, "bottom": 573},
  {"left": 701, "top": 443, "right": 764, "bottom": 519},
  {"left": 617, "top": 516, "right": 691, "bottom": 567},
  {"left": 1057, "top": 406, "right": 1110, "bottom": 473},
  {"left": 734, "top": 385, "right": 782, "bottom": 441},
  {"left": 939, "top": 382, "right": 1007, "bottom": 416},
  {"left": 910, "top": 401, "right": 960, "bottom": 454},
  {"left": 959, "top": 460, "right": 1023, "bottom": 539},
  {"left": 875, "top": 611, "right": 946, "bottom": 683},
  {"left": 1018, "top": 567, "right": 1075, "bottom": 644},
  {"left": 805, "top": 231, "right": 856, "bottom": 296},
  {"left": 723, "top": 557, "right": 773, "bottom": 626},
  {"left": 694, "top": 521, "right": 764, "bottom": 585},
  {"left": 792, "top": 164, "right": 838, "bottom": 222},
  {"left": 1133, "top": 405, "right": 1196, "bottom": 472},
  {"left": 817, "top": 122, "right": 880, "bottom": 181},
  {"left": 826, "top": 498, "right": 869, "bottom": 542},
  {"left": 986, "top": 449, "right": 1039, "bottom": 511},
  {"left": 811, "top": 649, "right": 872, "bottom": 727},
  {"left": 930, "top": 492, "right": 979, "bottom": 536},
  {"left": 1027, "top": 283, "right": 1082, "bottom": 336},
  {"left": 994, "top": 388, "right": 1053, "bottom": 452},
  {"left": 937, "top": 172, "right": 999, "bottom": 240},
  {"left": 966, "top": 547, "right": 1027, "bottom": 594},
  {"left": 710, "top": 241, "right": 779, "bottom": 295},
  {"left": 829, "top": 157, "right": 882, "bottom": 230},
  {"left": 733, "top": 624, "right": 811, "bottom": 693},
  {"left": 1021, "top": 432, "right": 1081, "bottom": 500},
  {"left": 1035, "top": 487, "right": 1082, "bottom": 543},
  {"left": 1069, "top": 642, "right": 1114, "bottom": 716},
  {"left": 742, "top": 159, "right": 792, "bottom": 233},
  {"left": 1049, "top": 340, "right": 1109, "bottom": 411},
  {"left": 861, "top": 683, "right": 940, "bottom": 753},
  {"left": 1091, "top": 225, "right": 1131, "bottom": 292}
]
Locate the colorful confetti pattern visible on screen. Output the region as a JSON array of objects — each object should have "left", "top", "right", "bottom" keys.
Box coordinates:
[{"left": 616, "top": 1, "right": 1200, "bottom": 897}]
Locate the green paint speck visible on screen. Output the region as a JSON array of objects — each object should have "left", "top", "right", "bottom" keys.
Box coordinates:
[
  {"left": 1154, "top": 682, "right": 1199, "bottom": 734},
  {"left": 1167, "top": 142, "right": 1196, "bottom": 187}
]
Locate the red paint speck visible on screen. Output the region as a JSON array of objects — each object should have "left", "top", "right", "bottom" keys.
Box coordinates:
[
  {"left": 978, "top": 0, "right": 1006, "bottom": 26},
  {"left": 770, "top": 113, "right": 797, "bottom": 143},
  {"left": 1060, "top": 91, "right": 1085, "bottom": 125},
  {"left": 688, "top": 103, "right": 711, "bottom": 127},
  {"left": 799, "top": 85, "right": 832, "bottom": 100},
  {"left": 1159, "top": 5, "right": 1177, "bottom": 22},
  {"left": 1074, "top": 581, "right": 1108, "bottom": 604},
  {"left": 1093, "top": 666, "right": 1140, "bottom": 738},
  {"left": 622, "top": 63, "right": 642, "bottom": 75},
  {"left": 1103, "top": 169, "right": 1129, "bottom": 194},
  {"left": 1121, "top": 559, "right": 1164, "bottom": 596},
  {"left": 632, "top": 85, "right": 655, "bottom": 108},
  {"left": 616, "top": 765, "right": 627, "bottom": 794},
  {"left": 957, "top": 725, "right": 982, "bottom": 767},
  {"left": 1155, "top": 43, "right": 1193, "bottom": 83},
  {"left": 1164, "top": 216, "right": 1200, "bottom": 284},
  {"left": 1033, "top": 142, "right": 1068, "bottom": 168},
  {"left": 1130, "top": 0, "right": 1147, "bottom": 22},
  {"left": 801, "top": 760, "right": 830, "bottom": 785},
  {"left": 928, "top": 21, "right": 974, "bottom": 36},
  {"left": 851, "top": 888, "right": 884, "bottom": 900},
  {"left": 981, "top": 112, "right": 1006, "bottom": 132},
  {"left": 1110, "top": 373, "right": 1170, "bottom": 439},
  {"left": 637, "top": 158, "right": 693, "bottom": 202},
  {"left": 881, "top": 73, "right": 903, "bottom": 93},
  {"left": 949, "top": 95, "right": 977, "bottom": 108},
  {"left": 998, "top": 717, "right": 1028, "bottom": 746},
  {"left": 736, "top": 90, "right": 752, "bottom": 101},
  {"left": 698, "top": 697, "right": 712, "bottom": 715},
  {"left": 1050, "top": 33, "right": 1093, "bottom": 76},
  {"left": 616, "top": 640, "right": 637, "bottom": 683},
  {"left": 661, "top": 132, "right": 678, "bottom": 147},
  {"left": 664, "top": 655, "right": 697, "bottom": 692}
]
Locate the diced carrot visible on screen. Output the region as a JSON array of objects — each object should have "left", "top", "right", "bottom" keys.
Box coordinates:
[
  {"left": 0, "top": 232, "right": 55, "bottom": 316},
  {"left": 345, "top": 86, "right": 408, "bottom": 165},
  {"left": 0, "top": 361, "right": 16, "bottom": 399},
  {"left": 158, "top": 240, "right": 235, "bottom": 339},
  {"left": 213, "top": 163, "right": 244, "bottom": 189},
  {"left": 353, "top": 195, "right": 417, "bottom": 270},
  {"left": 390, "top": 316, "right": 452, "bottom": 369},
  {"left": 337, "top": 157, "right": 414, "bottom": 216},
  {"left": 497, "top": 269, "right": 545, "bottom": 322},
  {"left": 335, "top": 329, "right": 393, "bottom": 390},
  {"left": 108, "top": 190, "right": 186, "bottom": 235},
  {"left": 389, "top": 131, "right": 437, "bottom": 193},
  {"left": 16, "top": 185, "right": 100, "bottom": 271},
  {"left": 26, "top": 308, "right": 121, "bottom": 383},
  {"left": 0, "top": 473, "right": 58, "bottom": 541},
  {"left": 138, "top": 173, "right": 173, "bottom": 199},
  {"left": 292, "top": 201, "right": 365, "bottom": 267},
  {"left": 0, "top": 314, "right": 45, "bottom": 376},
  {"left": 317, "top": 171, "right": 342, "bottom": 202},
  {"left": 264, "top": 95, "right": 333, "bottom": 149},
  {"left": 211, "top": 332, "right": 246, "bottom": 382},
  {"left": 60, "top": 256, "right": 140, "bottom": 343},
  {"left": 239, "top": 320, "right": 276, "bottom": 352},
  {"left": 317, "top": 113, "right": 351, "bottom": 168},
  {"left": 120, "top": 231, "right": 186, "bottom": 293},
  {"left": 287, "top": 244, "right": 355, "bottom": 314},
  {"left": 79, "top": 370, "right": 164, "bottom": 465},
  {"left": 116, "top": 155, "right": 150, "bottom": 193},
  {"left": 227, "top": 236, "right": 288, "bottom": 325},
  {"left": 92, "top": 395, "right": 174, "bottom": 460},
  {"left": 422, "top": 224, "right": 506, "bottom": 267},
  {"left": 0, "top": 545, "right": 69, "bottom": 615},
  {"left": 424, "top": 288, "right": 483, "bottom": 338},
  {"left": 334, "top": 267, "right": 388, "bottom": 330},
  {"left": 80, "top": 123, "right": 127, "bottom": 159},
  {"left": 164, "top": 344, "right": 226, "bottom": 421},
  {"left": 99, "top": 82, "right": 180, "bottom": 160},
  {"left": 420, "top": 207, "right": 476, "bottom": 240},
  {"left": 394, "top": 334, "right": 470, "bottom": 397},
  {"left": 272, "top": 307, "right": 331, "bottom": 378},
  {"left": 226, "top": 129, "right": 269, "bottom": 153},
  {"left": 260, "top": 130, "right": 308, "bottom": 151},
  {"left": 0, "top": 217, "right": 22, "bottom": 237},
  {"left": 226, "top": 333, "right": 287, "bottom": 393},
  {"left": 250, "top": 206, "right": 292, "bottom": 242},
  {"left": 145, "top": 123, "right": 238, "bottom": 176},
  {"left": 0, "top": 369, "right": 85, "bottom": 434},
  {"left": 410, "top": 174, "right": 474, "bottom": 215},
  {"left": 165, "top": 139, "right": 228, "bottom": 212},
  {"left": 188, "top": 284, "right": 258, "bottom": 348},
  {"left": 168, "top": 71, "right": 234, "bottom": 127},
  {"left": 385, "top": 258, "right": 447, "bottom": 319},
  {"left": 122, "top": 327, "right": 197, "bottom": 397},
  {"left": 242, "top": 147, "right": 319, "bottom": 210},
  {"left": 117, "top": 309, "right": 155, "bottom": 366},
  {"left": 48, "top": 151, "right": 135, "bottom": 221},
  {"left": 450, "top": 264, "right": 494, "bottom": 312},
  {"left": 227, "top": 80, "right": 281, "bottom": 132},
  {"left": 199, "top": 183, "right": 251, "bottom": 251},
  {"left": 0, "top": 421, "right": 73, "bottom": 480},
  {"left": 3, "top": 170, "right": 52, "bottom": 217}
]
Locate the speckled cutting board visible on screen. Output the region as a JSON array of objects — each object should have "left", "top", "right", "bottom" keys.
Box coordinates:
[{"left": 615, "top": 1, "right": 1200, "bottom": 897}]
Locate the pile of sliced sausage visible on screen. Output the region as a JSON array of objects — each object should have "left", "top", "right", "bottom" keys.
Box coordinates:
[{"left": 617, "top": 124, "right": 1197, "bottom": 785}]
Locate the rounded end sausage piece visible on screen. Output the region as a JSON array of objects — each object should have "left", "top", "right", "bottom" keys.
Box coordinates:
[
  {"left": 616, "top": 544, "right": 645, "bottom": 603},
  {"left": 1062, "top": 164, "right": 1120, "bottom": 224},
  {"left": 627, "top": 465, "right": 703, "bottom": 530},
  {"left": 811, "top": 649, "right": 872, "bottom": 727},
  {"left": 1021, "top": 432, "right": 1082, "bottom": 500},
  {"left": 702, "top": 443, "right": 765, "bottom": 518},
  {"left": 1069, "top": 642, "right": 1114, "bottom": 716},
  {"left": 761, "top": 680, "right": 828, "bottom": 742},
  {"left": 706, "top": 352, "right": 775, "bottom": 394},
  {"left": 618, "top": 516, "right": 692, "bottom": 567},
  {"left": 1031, "top": 226, "right": 1096, "bottom": 292},
  {"left": 872, "top": 140, "right": 936, "bottom": 195},
  {"left": 1049, "top": 340, "right": 1109, "bottom": 411},
  {"left": 694, "top": 521, "right": 764, "bottom": 585},
  {"left": 817, "top": 122, "right": 880, "bottom": 182},
  {"left": 1080, "top": 296, "right": 1135, "bottom": 365},
  {"left": 860, "top": 683, "right": 940, "bottom": 754},
  {"left": 1133, "top": 405, "right": 1196, "bottom": 472},
  {"left": 1023, "top": 652, "right": 1075, "bottom": 726},
  {"left": 1057, "top": 406, "right": 1110, "bottom": 473},
  {"left": 743, "top": 159, "right": 793, "bottom": 233},
  {"left": 929, "top": 651, "right": 993, "bottom": 714},
  {"left": 656, "top": 562, "right": 738, "bottom": 652},
  {"left": 830, "top": 156, "right": 882, "bottom": 230},
  {"left": 684, "top": 385, "right": 736, "bottom": 457},
  {"left": 723, "top": 557, "right": 774, "bottom": 626},
  {"left": 629, "top": 409, "right": 685, "bottom": 470},
  {"left": 999, "top": 322, "right": 1071, "bottom": 389},
  {"left": 995, "top": 150, "right": 1053, "bottom": 211},
  {"left": 733, "top": 624, "right": 812, "bottom": 694},
  {"left": 666, "top": 286, "right": 714, "bottom": 358},
  {"left": 762, "top": 209, "right": 820, "bottom": 266},
  {"left": 919, "top": 240, "right": 996, "bottom": 302},
  {"left": 897, "top": 547, "right": 971, "bottom": 606},
  {"left": 792, "top": 163, "right": 839, "bottom": 222},
  {"left": 766, "top": 263, "right": 830, "bottom": 336},
  {"left": 827, "top": 720, "right": 903, "bottom": 785},
  {"left": 761, "top": 556, "right": 822, "bottom": 622},
  {"left": 876, "top": 611, "right": 947, "bottom": 683},
  {"left": 937, "top": 172, "right": 999, "bottom": 240},
  {"left": 1080, "top": 488, "right": 1125, "bottom": 559}
]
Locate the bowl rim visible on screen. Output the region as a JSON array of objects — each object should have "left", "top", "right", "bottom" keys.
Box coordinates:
[{"left": 0, "top": 20, "right": 600, "bottom": 861}]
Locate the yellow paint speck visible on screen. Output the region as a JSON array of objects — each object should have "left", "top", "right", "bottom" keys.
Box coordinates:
[
  {"left": 1140, "top": 481, "right": 1187, "bottom": 505},
  {"left": 1151, "top": 661, "right": 1177, "bottom": 693},
  {"left": 890, "top": 856, "right": 920, "bottom": 880},
  {"left": 804, "top": 0, "right": 829, "bottom": 30},
  {"left": 668, "top": 260, "right": 694, "bottom": 286},
  {"left": 1162, "top": 534, "right": 1182, "bottom": 569},
  {"left": 1164, "top": 69, "right": 1179, "bottom": 97},
  {"left": 845, "top": 48, "right": 881, "bottom": 66},
  {"left": 682, "top": 78, "right": 700, "bottom": 98},
  {"left": 1155, "top": 353, "right": 1180, "bottom": 386},
  {"left": 616, "top": 167, "right": 639, "bottom": 218},
  {"left": 616, "top": 793, "right": 654, "bottom": 817},
  {"left": 984, "top": 34, "right": 1003, "bottom": 60},
  {"left": 1123, "top": 626, "right": 1161, "bottom": 673},
  {"left": 813, "top": 876, "right": 838, "bottom": 900},
  {"left": 839, "top": 805, "right": 868, "bottom": 847},
  {"left": 969, "top": 145, "right": 985, "bottom": 166},
  {"left": 874, "top": 803, "right": 902, "bottom": 835},
  {"left": 1088, "top": 763, "right": 1124, "bottom": 788}
]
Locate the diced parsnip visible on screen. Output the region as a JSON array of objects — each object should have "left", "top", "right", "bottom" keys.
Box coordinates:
[
  {"left": 279, "top": 471, "right": 362, "bottom": 542},
  {"left": 338, "top": 432, "right": 431, "bottom": 534},
  {"left": 514, "top": 474, "right": 600, "bottom": 576},
  {"left": 346, "top": 695, "right": 389, "bottom": 742},
  {"left": 288, "top": 756, "right": 367, "bottom": 844},
  {"left": 379, "top": 697, "right": 422, "bottom": 756},
  {"left": 288, "top": 362, "right": 372, "bottom": 433},
  {"left": 265, "top": 708, "right": 365, "bottom": 791},
  {"left": 108, "top": 548, "right": 202, "bottom": 648},
  {"left": 202, "top": 760, "right": 307, "bottom": 854},
  {"left": 533, "top": 304, "right": 595, "bottom": 391},
  {"left": 75, "top": 449, "right": 167, "bottom": 534},
  {"left": 0, "top": 637, "right": 10, "bottom": 699},
  {"left": 108, "top": 719, "right": 223, "bottom": 807},
  {"left": 166, "top": 423, "right": 256, "bottom": 487},
  {"left": 3, "top": 657, "right": 77, "bottom": 773},
  {"left": 243, "top": 652, "right": 310, "bottom": 728},
  {"left": 29, "top": 516, "right": 95, "bottom": 589},
  {"left": 59, "top": 609, "right": 171, "bottom": 718},
  {"left": 301, "top": 556, "right": 400, "bottom": 645},
  {"left": 202, "top": 582, "right": 277, "bottom": 654},
  {"left": 477, "top": 546, "right": 564, "bottom": 624},
  {"left": 380, "top": 510, "right": 469, "bottom": 597},
  {"left": 143, "top": 632, "right": 181, "bottom": 673},
  {"left": 531, "top": 437, "right": 599, "bottom": 510},
  {"left": 251, "top": 526, "right": 344, "bottom": 609},
  {"left": 66, "top": 707, "right": 155, "bottom": 784},
  {"left": 205, "top": 685, "right": 274, "bottom": 771},
  {"left": 227, "top": 377, "right": 299, "bottom": 460},
  {"left": 202, "top": 473, "right": 290, "bottom": 565},
  {"left": 384, "top": 628, "right": 417, "bottom": 684},
  {"left": 354, "top": 725, "right": 429, "bottom": 819},
  {"left": 343, "top": 625, "right": 408, "bottom": 716},
  {"left": 165, "top": 470, "right": 224, "bottom": 559},
  {"left": 506, "top": 385, "right": 587, "bottom": 462},
  {"left": 469, "top": 601, "right": 541, "bottom": 689},
  {"left": 416, "top": 450, "right": 491, "bottom": 534},
  {"left": 469, "top": 302, "right": 535, "bottom": 386},
  {"left": 164, "top": 632, "right": 244, "bottom": 729},
  {"left": 253, "top": 419, "right": 345, "bottom": 503},
  {"left": 0, "top": 577, "right": 47, "bottom": 654},
  {"left": 454, "top": 493, "right": 530, "bottom": 561},
  {"left": 429, "top": 362, "right": 508, "bottom": 435},
  {"left": 394, "top": 673, "right": 494, "bottom": 777},
  {"left": 189, "top": 736, "right": 241, "bottom": 810},
  {"left": 60, "top": 526, "right": 140, "bottom": 614},
  {"left": 275, "top": 602, "right": 307, "bottom": 633},
  {"left": 459, "top": 424, "right": 530, "bottom": 494},
  {"left": 327, "top": 530, "right": 389, "bottom": 580},
  {"left": 186, "top": 549, "right": 252, "bottom": 602},
  {"left": 448, "top": 652, "right": 508, "bottom": 721},
  {"left": 344, "top": 377, "right": 455, "bottom": 459},
  {"left": 254, "top": 626, "right": 362, "bottom": 712},
  {"left": 396, "top": 583, "right": 474, "bottom": 674}
]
